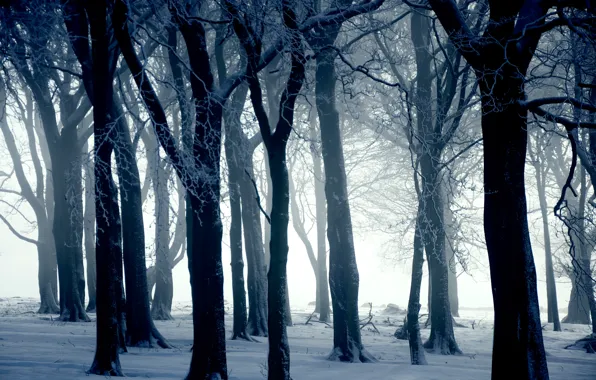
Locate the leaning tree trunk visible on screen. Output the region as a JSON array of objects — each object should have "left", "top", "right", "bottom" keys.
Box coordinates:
[
  {"left": 407, "top": 212, "right": 427, "bottom": 365},
  {"left": 113, "top": 98, "right": 169, "bottom": 347},
  {"left": 479, "top": 72, "right": 548, "bottom": 378},
  {"left": 316, "top": 48, "right": 373, "bottom": 362},
  {"left": 83, "top": 157, "right": 97, "bottom": 313}
]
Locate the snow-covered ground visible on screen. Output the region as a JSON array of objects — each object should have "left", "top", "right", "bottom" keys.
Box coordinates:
[{"left": 0, "top": 297, "right": 594, "bottom": 379}]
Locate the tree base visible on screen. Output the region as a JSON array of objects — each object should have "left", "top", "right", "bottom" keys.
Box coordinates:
[
  {"left": 565, "top": 334, "right": 596, "bottom": 353},
  {"left": 327, "top": 346, "right": 378, "bottom": 363},
  {"left": 88, "top": 359, "right": 124, "bottom": 376},
  {"left": 127, "top": 325, "right": 171, "bottom": 349},
  {"left": 151, "top": 306, "right": 173, "bottom": 321},
  {"left": 231, "top": 331, "right": 259, "bottom": 342},
  {"left": 561, "top": 315, "right": 591, "bottom": 325},
  {"left": 38, "top": 302, "right": 60, "bottom": 315},
  {"left": 59, "top": 306, "right": 91, "bottom": 322},
  {"left": 423, "top": 334, "right": 462, "bottom": 355},
  {"left": 247, "top": 321, "right": 268, "bottom": 337}
]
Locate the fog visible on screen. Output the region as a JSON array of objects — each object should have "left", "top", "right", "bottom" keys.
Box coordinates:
[{"left": 0, "top": 213, "right": 572, "bottom": 311}]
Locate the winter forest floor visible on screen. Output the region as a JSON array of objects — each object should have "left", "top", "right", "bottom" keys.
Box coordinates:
[{"left": 0, "top": 298, "right": 594, "bottom": 379}]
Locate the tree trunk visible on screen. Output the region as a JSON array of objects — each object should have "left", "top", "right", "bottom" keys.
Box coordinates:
[
  {"left": 152, "top": 156, "right": 174, "bottom": 321},
  {"left": 563, "top": 270, "right": 591, "bottom": 324},
  {"left": 407, "top": 213, "right": 427, "bottom": 365},
  {"left": 52, "top": 126, "right": 88, "bottom": 322},
  {"left": 444, "top": 192, "right": 459, "bottom": 318},
  {"left": 266, "top": 147, "right": 292, "bottom": 379},
  {"left": 84, "top": 158, "right": 97, "bottom": 313},
  {"left": 289, "top": 167, "right": 319, "bottom": 311},
  {"left": 479, "top": 75, "right": 548, "bottom": 378},
  {"left": 535, "top": 161, "right": 561, "bottom": 331},
  {"left": 310, "top": 122, "right": 330, "bottom": 322},
  {"left": 35, "top": 117, "right": 59, "bottom": 305},
  {"left": 239, "top": 168, "right": 269, "bottom": 337},
  {"left": 224, "top": 84, "right": 253, "bottom": 341},
  {"left": 113, "top": 98, "right": 169, "bottom": 347},
  {"left": 37, "top": 228, "right": 60, "bottom": 314},
  {"left": 87, "top": 4, "right": 123, "bottom": 374},
  {"left": 316, "top": 49, "right": 373, "bottom": 362},
  {"left": 186, "top": 105, "right": 228, "bottom": 379},
  {"left": 411, "top": 11, "right": 459, "bottom": 354}
]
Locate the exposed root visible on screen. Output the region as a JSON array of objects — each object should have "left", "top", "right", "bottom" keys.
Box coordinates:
[
  {"left": 59, "top": 305, "right": 91, "bottom": 322},
  {"left": 38, "top": 302, "right": 59, "bottom": 315},
  {"left": 423, "top": 334, "right": 463, "bottom": 355},
  {"left": 152, "top": 326, "right": 172, "bottom": 348},
  {"left": 327, "top": 346, "right": 378, "bottom": 363},
  {"left": 88, "top": 359, "right": 124, "bottom": 376},
  {"left": 565, "top": 334, "right": 596, "bottom": 353},
  {"left": 231, "top": 331, "right": 260, "bottom": 342}
]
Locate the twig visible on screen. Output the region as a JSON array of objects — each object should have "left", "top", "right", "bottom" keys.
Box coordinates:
[{"left": 245, "top": 169, "right": 271, "bottom": 224}]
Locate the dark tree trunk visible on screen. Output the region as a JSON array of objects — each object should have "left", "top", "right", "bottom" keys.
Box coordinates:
[
  {"left": 228, "top": 171, "right": 251, "bottom": 340},
  {"left": 113, "top": 98, "right": 170, "bottom": 347},
  {"left": 479, "top": 74, "right": 548, "bottom": 378},
  {"left": 87, "top": 3, "right": 123, "bottom": 375},
  {"left": 425, "top": 1, "right": 552, "bottom": 378},
  {"left": 266, "top": 147, "right": 292, "bottom": 379},
  {"left": 84, "top": 155, "right": 96, "bottom": 313},
  {"left": 316, "top": 49, "right": 373, "bottom": 362},
  {"left": 114, "top": 2, "right": 229, "bottom": 375},
  {"left": 407, "top": 213, "right": 427, "bottom": 365},
  {"left": 534, "top": 160, "right": 561, "bottom": 331}
]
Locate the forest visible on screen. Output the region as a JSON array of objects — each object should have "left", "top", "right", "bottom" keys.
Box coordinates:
[{"left": 0, "top": 0, "right": 595, "bottom": 379}]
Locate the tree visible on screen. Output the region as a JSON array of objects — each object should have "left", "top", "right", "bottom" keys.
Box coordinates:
[
  {"left": 528, "top": 130, "right": 561, "bottom": 331},
  {"left": 232, "top": 0, "right": 306, "bottom": 376},
  {"left": 426, "top": 0, "right": 595, "bottom": 377},
  {"left": 87, "top": 0, "right": 124, "bottom": 374},
  {"left": 0, "top": 80, "right": 59, "bottom": 314},
  {"left": 305, "top": 0, "right": 386, "bottom": 362},
  {"left": 1, "top": 1, "right": 92, "bottom": 322},
  {"left": 63, "top": 0, "right": 169, "bottom": 348}
]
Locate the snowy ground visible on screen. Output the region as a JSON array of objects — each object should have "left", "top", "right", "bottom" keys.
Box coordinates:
[{"left": 0, "top": 297, "right": 594, "bottom": 379}]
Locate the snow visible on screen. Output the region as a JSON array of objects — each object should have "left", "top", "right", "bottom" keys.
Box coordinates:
[{"left": 0, "top": 298, "right": 594, "bottom": 379}]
